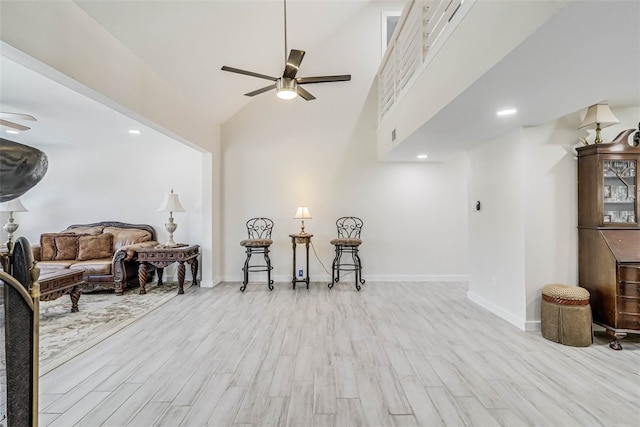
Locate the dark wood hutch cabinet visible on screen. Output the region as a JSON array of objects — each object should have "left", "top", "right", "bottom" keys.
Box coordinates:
[{"left": 577, "top": 129, "right": 640, "bottom": 349}]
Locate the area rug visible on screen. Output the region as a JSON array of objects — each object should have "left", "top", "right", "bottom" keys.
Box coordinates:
[{"left": 39, "top": 281, "right": 189, "bottom": 375}]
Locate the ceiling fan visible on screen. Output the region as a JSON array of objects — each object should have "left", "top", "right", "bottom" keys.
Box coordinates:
[
  {"left": 221, "top": 0, "right": 351, "bottom": 101},
  {"left": 0, "top": 112, "right": 37, "bottom": 131}
]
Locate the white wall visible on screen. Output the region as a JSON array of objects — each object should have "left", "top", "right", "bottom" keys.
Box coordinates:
[
  {"left": 595, "top": 107, "right": 639, "bottom": 146},
  {"left": 522, "top": 117, "right": 580, "bottom": 328},
  {"left": 221, "top": 2, "right": 469, "bottom": 284},
  {"left": 0, "top": 139, "right": 208, "bottom": 284},
  {"left": 467, "top": 127, "right": 527, "bottom": 327},
  {"left": 467, "top": 105, "right": 639, "bottom": 330}
]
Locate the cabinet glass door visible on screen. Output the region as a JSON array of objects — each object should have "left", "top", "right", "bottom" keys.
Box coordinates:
[{"left": 603, "top": 160, "right": 637, "bottom": 224}]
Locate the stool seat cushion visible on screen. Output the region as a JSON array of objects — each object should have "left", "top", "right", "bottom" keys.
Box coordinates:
[
  {"left": 542, "top": 284, "right": 590, "bottom": 301},
  {"left": 240, "top": 239, "right": 273, "bottom": 247},
  {"left": 330, "top": 238, "right": 362, "bottom": 246}
]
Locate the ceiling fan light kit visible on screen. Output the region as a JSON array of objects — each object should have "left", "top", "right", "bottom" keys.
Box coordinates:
[
  {"left": 276, "top": 78, "right": 298, "bottom": 100},
  {"left": 221, "top": 0, "right": 351, "bottom": 101}
]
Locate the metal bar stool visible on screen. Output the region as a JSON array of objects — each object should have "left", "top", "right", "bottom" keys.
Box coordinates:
[
  {"left": 328, "top": 216, "right": 365, "bottom": 291},
  {"left": 240, "top": 217, "right": 274, "bottom": 292}
]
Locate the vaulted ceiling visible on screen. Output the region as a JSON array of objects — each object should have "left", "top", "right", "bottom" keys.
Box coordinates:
[
  {"left": 1, "top": 0, "right": 403, "bottom": 149},
  {"left": 0, "top": 0, "right": 638, "bottom": 161}
]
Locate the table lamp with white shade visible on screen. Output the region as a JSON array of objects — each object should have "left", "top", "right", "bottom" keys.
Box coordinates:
[
  {"left": 580, "top": 103, "right": 619, "bottom": 144},
  {"left": 0, "top": 198, "right": 28, "bottom": 245},
  {"left": 294, "top": 206, "right": 312, "bottom": 235},
  {"left": 157, "top": 189, "right": 185, "bottom": 247}
]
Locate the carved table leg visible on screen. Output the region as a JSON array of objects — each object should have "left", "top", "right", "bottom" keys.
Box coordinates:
[
  {"left": 69, "top": 286, "right": 81, "bottom": 313},
  {"left": 138, "top": 262, "right": 148, "bottom": 295},
  {"left": 190, "top": 258, "right": 199, "bottom": 286},
  {"left": 292, "top": 238, "right": 297, "bottom": 289},
  {"left": 177, "top": 261, "right": 186, "bottom": 295},
  {"left": 305, "top": 240, "right": 310, "bottom": 290},
  {"left": 157, "top": 267, "right": 164, "bottom": 286}
]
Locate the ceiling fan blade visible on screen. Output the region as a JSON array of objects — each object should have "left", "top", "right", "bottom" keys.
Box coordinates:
[
  {"left": 297, "top": 86, "right": 316, "bottom": 101},
  {"left": 296, "top": 75, "right": 352, "bottom": 85},
  {"left": 221, "top": 66, "right": 277, "bottom": 81},
  {"left": 0, "top": 112, "right": 37, "bottom": 121},
  {"left": 244, "top": 84, "right": 277, "bottom": 97},
  {"left": 283, "top": 49, "right": 305, "bottom": 79},
  {"left": 0, "top": 119, "right": 30, "bottom": 131}
]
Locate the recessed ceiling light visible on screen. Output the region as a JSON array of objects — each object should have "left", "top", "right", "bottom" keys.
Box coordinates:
[
  {"left": 128, "top": 129, "right": 141, "bottom": 135},
  {"left": 497, "top": 108, "right": 517, "bottom": 116},
  {"left": 5, "top": 130, "right": 19, "bottom": 134},
  {"left": 417, "top": 154, "right": 428, "bottom": 160}
]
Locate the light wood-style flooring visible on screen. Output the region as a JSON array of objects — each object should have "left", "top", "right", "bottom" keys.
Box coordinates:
[{"left": 39, "top": 281, "right": 640, "bottom": 426}]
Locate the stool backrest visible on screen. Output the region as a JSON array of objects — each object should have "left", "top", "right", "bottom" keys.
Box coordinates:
[
  {"left": 246, "top": 217, "right": 274, "bottom": 239},
  {"left": 336, "top": 216, "right": 363, "bottom": 239}
]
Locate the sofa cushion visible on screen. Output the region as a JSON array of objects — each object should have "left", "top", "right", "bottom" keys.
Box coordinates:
[
  {"left": 36, "top": 260, "right": 78, "bottom": 275},
  {"left": 70, "top": 259, "right": 112, "bottom": 275},
  {"left": 53, "top": 235, "right": 80, "bottom": 260},
  {"left": 65, "top": 226, "right": 104, "bottom": 235},
  {"left": 77, "top": 234, "right": 113, "bottom": 261},
  {"left": 104, "top": 227, "right": 152, "bottom": 250}
]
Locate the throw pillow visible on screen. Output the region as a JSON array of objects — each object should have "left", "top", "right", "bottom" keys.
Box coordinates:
[
  {"left": 40, "top": 233, "right": 59, "bottom": 261},
  {"left": 53, "top": 235, "right": 80, "bottom": 261},
  {"left": 77, "top": 234, "right": 113, "bottom": 261}
]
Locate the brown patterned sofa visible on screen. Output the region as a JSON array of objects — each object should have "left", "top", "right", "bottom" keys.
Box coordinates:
[{"left": 31, "top": 221, "right": 158, "bottom": 295}]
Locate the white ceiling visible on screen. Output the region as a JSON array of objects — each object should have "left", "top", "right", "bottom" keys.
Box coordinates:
[
  {"left": 0, "top": 0, "right": 638, "bottom": 161},
  {"left": 74, "top": 0, "right": 378, "bottom": 126},
  {"left": 1, "top": 0, "right": 398, "bottom": 149},
  {"left": 0, "top": 53, "right": 175, "bottom": 147}
]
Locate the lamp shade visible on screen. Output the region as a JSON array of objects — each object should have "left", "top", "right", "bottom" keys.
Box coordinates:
[
  {"left": 157, "top": 189, "right": 185, "bottom": 213},
  {"left": 294, "top": 206, "right": 312, "bottom": 219},
  {"left": 580, "top": 104, "right": 619, "bottom": 129},
  {"left": 0, "top": 198, "right": 28, "bottom": 213}
]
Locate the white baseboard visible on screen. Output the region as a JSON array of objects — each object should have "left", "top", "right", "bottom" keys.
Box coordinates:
[
  {"left": 467, "top": 290, "right": 527, "bottom": 331},
  {"left": 524, "top": 320, "right": 541, "bottom": 332}
]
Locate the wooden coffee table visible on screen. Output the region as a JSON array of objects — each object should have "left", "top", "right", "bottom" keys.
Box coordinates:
[
  {"left": 137, "top": 244, "right": 200, "bottom": 295},
  {"left": 39, "top": 270, "right": 85, "bottom": 312}
]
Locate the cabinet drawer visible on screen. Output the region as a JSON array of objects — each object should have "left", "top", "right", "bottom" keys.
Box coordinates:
[
  {"left": 619, "top": 264, "right": 640, "bottom": 281},
  {"left": 617, "top": 311, "right": 640, "bottom": 329},
  {"left": 618, "top": 296, "right": 640, "bottom": 313},
  {"left": 618, "top": 280, "right": 640, "bottom": 298}
]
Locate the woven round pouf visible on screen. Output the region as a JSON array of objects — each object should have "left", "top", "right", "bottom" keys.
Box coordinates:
[{"left": 541, "top": 284, "right": 592, "bottom": 347}]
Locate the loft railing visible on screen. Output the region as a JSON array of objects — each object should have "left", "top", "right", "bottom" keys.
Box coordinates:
[{"left": 378, "top": 0, "right": 467, "bottom": 121}]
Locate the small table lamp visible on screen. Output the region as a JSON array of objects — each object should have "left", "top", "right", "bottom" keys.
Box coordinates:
[
  {"left": 294, "top": 206, "right": 312, "bottom": 235},
  {"left": 0, "top": 198, "right": 28, "bottom": 244},
  {"left": 580, "top": 103, "right": 619, "bottom": 144},
  {"left": 157, "top": 189, "right": 185, "bottom": 247}
]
